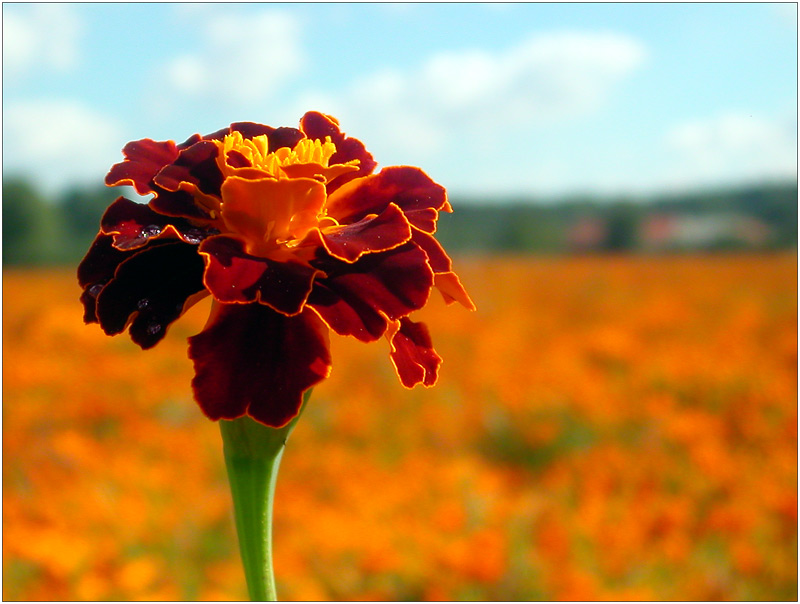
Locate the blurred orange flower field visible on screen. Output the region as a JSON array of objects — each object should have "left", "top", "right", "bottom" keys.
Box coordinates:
[{"left": 3, "top": 253, "right": 797, "bottom": 601}]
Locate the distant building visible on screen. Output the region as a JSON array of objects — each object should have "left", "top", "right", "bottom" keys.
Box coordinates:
[
  {"left": 639, "top": 212, "right": 772, "bottom": 250},
  {"left": 566, "top": 216, "right": 608, "bottom": 251}
]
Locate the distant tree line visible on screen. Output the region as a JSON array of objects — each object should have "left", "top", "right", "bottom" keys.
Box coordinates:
[
  {"left": 2, "top": 176, "right": 797, "bottom": 267},
  {"left": 3, "top": 177, "right": 125, "bottom": 266},
  {"left": 436, "top": 182, "right": 798, "bottom": 254}
]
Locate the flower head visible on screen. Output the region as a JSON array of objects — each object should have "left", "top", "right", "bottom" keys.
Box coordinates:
[{"left": 78, "top": 112, "right": 474, "bottom": 427}]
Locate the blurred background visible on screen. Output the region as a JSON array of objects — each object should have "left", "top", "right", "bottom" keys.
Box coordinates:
[{"left": 3, "top": 3, "right": 797, "bottom": 601}]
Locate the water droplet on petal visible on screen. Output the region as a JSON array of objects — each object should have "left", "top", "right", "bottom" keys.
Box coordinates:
[
  {"left": 142, "top": 225, "right": 162, "bottom": 238},
  {"left": 88, "top": 284, "right": 104, "bottom": 298},
  {"left": 182, "top": 228, "right": 204, "bottom": 244},
  {"left": 146, "top": 323, "right": 162, "bottom": 335},
  {"left": 137, "top": 298, "right": 150, "bottom": 310}
]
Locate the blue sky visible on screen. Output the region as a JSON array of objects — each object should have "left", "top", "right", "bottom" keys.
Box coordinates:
[{"left": 3, "top": 2, "right": 797, "bottom": 201}]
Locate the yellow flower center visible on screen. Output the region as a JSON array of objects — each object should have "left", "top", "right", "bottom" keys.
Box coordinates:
[
  {"left": 212, "top": 131, "right": 361, "bottom": 256},
  {"left": 215, "top": 131, "right": 359, "bottom": 183}
]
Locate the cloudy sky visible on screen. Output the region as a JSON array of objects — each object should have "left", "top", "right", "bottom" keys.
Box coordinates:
[{"left": 3, "top": 2, "right": 797, "bottom": 200}]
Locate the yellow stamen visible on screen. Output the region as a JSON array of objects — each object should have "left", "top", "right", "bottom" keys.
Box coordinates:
[
  {"left": 215, "top": 132, "right": 358, "bottom": 182},
  {"left": 274, "top": 137, "right": 339, "bottom": 168}
]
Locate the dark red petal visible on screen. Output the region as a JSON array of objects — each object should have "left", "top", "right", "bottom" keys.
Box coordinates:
[
  {"left": 80, "top": 287, "right": 101, "bottom": 324},
  {"left": 100, "top": 196, "right": 215, "bottom": 250},
  {"left": 410, "top": 228, "right": 452, "bottom": 273},
  {"left": 264, "top": 126, "right": 305, "bottom": 152},
  {"left": 178, "top": 133, "right": 203, "bottom": 149},
  {"left": 306, "top": 288, "right": 388, "bottom": 343},
  {"left": 149, "top": 188, "right": 212, "bottom": 220},
  {"left": 300, "top": 111, "right": 377, "bottom": 192},
  {"left": 229, "top": 122, "right": 275, "bottom": 140},
  {"left": 325, "top": 166, "right": 447, "bottom": 232},
  {"left": 226, "top": 149, "right": 251, "bottom": 168},
  {"left": 94, "top": 242, "right": 206, "bottom": 349},
  {"left": 188, "top": 303, "right": 331, "bottom": 427},
  {"left": 226, "top": 124, "right": 285, "bottom": 148},
  {"left": 205, "top": 122, "right": 304, "bottom": 151},
  {"left": 198, "top": 235, "right": 321, "bottom": 314},
  {"left": 201, "top": 126, "right": 232, "bottom": 142},
  {"left": 152, "top": 140, "right": 224, "bottom": 197},
  {"left": 78, "top": 233, "right": 135, "bottom": 290},
  {"left": 312, "top": 202, "right": 412, "bottom": 263},
  {"left": 308, "top": 242, "right": 434, "bottom": 342},
  {"left": 389, "top": 317, "right": 442, "bottom": 388},
  {"left": 105, "top": 139, "right": 179, "bottom": 195},
  {"left": 77, "top": 233, "right": 140, "bottom": 323},
  {"left": 404, "top": 208, "right": 440, "bottom": 234}
]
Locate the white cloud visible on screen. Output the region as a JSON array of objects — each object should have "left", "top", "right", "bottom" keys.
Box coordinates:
[
  {"left": 420, "top": 32, "right": 644, "bottom": 121},
  {"left": 509, "top": 32, "right": 645, "bottom": 117},
  {"left": 3, "top": 100, "right": 124, "bottom": 194},
  {"left": 166, "top": 54, "right": 207, "bottom": 94},
  {"left": 159, "top": 10, "right": 304, "bottom": 104},
  {"left": 422, "top": 50, "right": 505, "bottom": 110},
  {"left": 2, "top": 4, "right": 82, "bottom": 77},
  {"left": 665, "top": 111, "right": 798, "bottom": 188},
  {"left": 296, "top": 30, "right": 646, "bottom": 165}
]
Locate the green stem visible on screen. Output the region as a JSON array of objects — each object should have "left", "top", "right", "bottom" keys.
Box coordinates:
[{"left": 219, "top": 390, "right": 311, "bottom": 601}]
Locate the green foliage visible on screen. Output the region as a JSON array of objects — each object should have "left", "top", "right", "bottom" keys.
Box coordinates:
[
  {"left": 3, "top": 177, "right": 120, "bottom": 266},
  {"left": 602, "top": 203, "right": 641, "bottom": 252},
  {"left": 3, "top": 178, "right": 61, "bottom": 265},
  {"left": 57, "top": 184, "right": 122, "bottom": 261}
]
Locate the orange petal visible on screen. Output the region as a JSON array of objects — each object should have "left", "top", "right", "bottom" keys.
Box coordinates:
[
  {"left": 220, "top": 176, "right": 327, "bottom": 254},
  {"left": 434, "top": 272, "right": 476, "bottom": 310},
  {"left": 281, "top": 161, "right": 359, "bottom": 183}
]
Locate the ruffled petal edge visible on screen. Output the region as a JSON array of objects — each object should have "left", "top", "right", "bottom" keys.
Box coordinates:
[
  {"left": 386, "top": 317, "right": 442, "bottom": 388},
  {"left": 188, "top": 303, "right": 332, "bottom": 427}
]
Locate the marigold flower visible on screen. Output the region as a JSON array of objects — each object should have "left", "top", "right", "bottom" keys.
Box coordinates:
[{"left": 78, "top": 112, "right": 474, "bottom": 427}]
